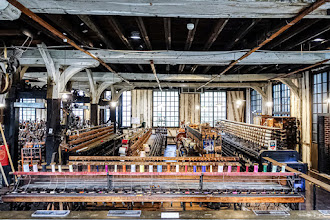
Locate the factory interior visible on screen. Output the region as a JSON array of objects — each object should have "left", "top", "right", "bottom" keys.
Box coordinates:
[{"left": 1, "top": 0, "right": 330, "bottom": 219}]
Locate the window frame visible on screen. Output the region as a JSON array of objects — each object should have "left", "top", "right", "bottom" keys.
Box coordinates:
[
  {"left": 250, "top": 89, "right": 262, "bottom": 123},
  {"left": 121, "top": 91, "right": 132, "bottom": 127},
  {"left": 19, "top": 98, "right": 37, "bottom": 122},
  {"left": 200, "top": 90, "right": 227, "bottom": 127},
  {"left": 312, "top": 70, "right": 330, "bottom": 143},
  {"left": 152, "top": 90, "right": 179, "bottom": 128},
  {"left": 272, "top": 83, "right": 291, "bottom": 116}
]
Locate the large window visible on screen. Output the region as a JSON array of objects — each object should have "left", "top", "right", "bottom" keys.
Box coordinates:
[
  {"left": 273, "top": 83, "right": 290, "bottom": 116},
  {"left": 153, "top": 90, "right": 179, "bottom": 127},
  {"left": 201, "top": 91, "right": 226, "bottom": 126},
  {"left": 122, "top": 91, "right": 131, "bottom": 127},
  {"left": 72, "top": 103, "right": 84, "bottom": 121},
  {"left": 19, "top": 98, "right": 36, "bottom": 122},
  {"left": 312, "top": 71, "right": 330, "bottom": 142},
  {"left": 251, "top": 89, "right": 262, "bottom": 123}
]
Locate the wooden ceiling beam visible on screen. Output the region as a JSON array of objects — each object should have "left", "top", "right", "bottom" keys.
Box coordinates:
[
  {"left": 191, "top": 18, "right": 228, "bottom": 73},
  {"left": 179, "top": 18, "right": 199, "bottom": 73},
  {"left": 197, "top": 0, "right": 327, "bottom": 90},
  {"left": 163, "top": 18, "right": 171, "bottom": 50},
  {"left": 284, "top": 22, "right": 330, "bottom": 50},
  {"left": 225, "top": 19, "right": 261, "bottom": 50},
  {"left": 45, "top": 14, "right": 93, "bottom": 47},
  {"left": 106, "top": 16, "right": 144, "bottom": 71},
  {"left": 78, "top": 15, "right": 114, "bottom": 49},
  {"left": 106, "top": 16, "right": 132, "bottom": 50},
  {"left": 266, "top": 19, "right": 320, "bottom": 50},
  {"left": 135, "top": 17, "right": 152, "bottom": 50}
]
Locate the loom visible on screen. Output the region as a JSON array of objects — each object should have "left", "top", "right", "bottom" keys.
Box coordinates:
[
  {"left": 61, "top": 124, "right": 121, "bottom": 156},
  {"left": 3, "top": 156, "right": 304, "bottom": 208}
]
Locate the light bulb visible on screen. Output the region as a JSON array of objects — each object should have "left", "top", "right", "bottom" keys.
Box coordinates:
[
  {"left": 110, "top": 101, "right": 117, "bottom": 108},
  {"left": 62, "top": 93, "right": 68, "bottom": 99},
  {"left": 235, "top": 100, "right": 243, "bottom": 106},
  {"left": 266, "top": 102, "right": 273, "bottom": 107}
]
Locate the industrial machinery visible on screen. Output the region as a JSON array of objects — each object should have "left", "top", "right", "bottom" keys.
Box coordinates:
[
  {"left": 217, "top": 120, "right": 307, "bottom": 191},
  {"left": 2, "top": 156, "right": 304, "bottom": 211},
  {"left": 61, "top": 124, "right": 121, "bottom": 156}
]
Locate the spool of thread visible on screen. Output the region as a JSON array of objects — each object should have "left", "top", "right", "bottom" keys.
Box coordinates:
[
  {"left": 185, "top": 165, "right": 188, "bottom": 172},
  {"left": 58, "top": 165, "right": 62, "bottom": 172},
  {"left": 140, "top": 165, "right": 144, "bottom": 172},
  {"left": 253, "top": 163, "right": 259, "bottom": 173},
  {"left": 149, "top": 165, "right": 153, "bottom": 172},
  {"left": 157, "top": 165, "right": 162, "bottom": 172},
  {"left": 202, "top": 166, "right": 206, "bottom": 173},
  {"left": 32, "top": 163, "right": 38, "bottom": 172},
  {"left": 123, "top": 165, "right": 126, "bottom": 172},
  {"left": 51, "top": 163, "right": 56, "bottom": 172},
  {"left": 131, "top": 165, "right": 136, "bottom": 172},
  {"left": 96, "top": 165, "right": 99, "bottom": 172},
  {"left": 69, "top": 164, "right": 73, "bottom": 172},
  {"left": 193, "top": 166, "right": 197, "bottom": 172},
  {"left": 218, "top": 164, "right": 224, "bottom": 173},
  {"left": 245, "top": 163, "right": 250, "bottom": 172},
  {"left": 42, "top": 162, "right": 47, "bottom": 172},
  {"left": 272, "top": 165, "right": 277, "bottom": 173},
  {"left": 87, "top": 165, "right": 91, "bottom": 172},
  {"left": 262, "top": 163, "right": 268, "bottom": 172},
  {"left": 23, "top": 163, "right": 29, "bottom": 172},
  {"left": 140, "top": 151, "right": 146, "bottom": 157},
  {"left": 227, "top": 164, "right": 231, "bottom": 173},
  {"left": 105, "top": 165, "right": 108, "bottom": 173},
  {"left": 236, "top": 165, "right": 240, "bottom": 172},
  {"left": 167, "top": 165, "right": 171, "bottom": 172},
  {"left": 118, "top": 147, "right": 126, "bottom": 154},
  {"left": 114, "top": 165, "right": 118, "bottom": 172},
  {"left": 210, "top": 165, "right": 212, "bottom": 172},
  {"left": 281, "top": 165, "right": 286, "bottom": 172},
  {"left": 175, "top": 165, "right": 179, "bottom": 172}
]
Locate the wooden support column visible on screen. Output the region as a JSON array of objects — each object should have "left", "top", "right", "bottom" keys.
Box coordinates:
[
  {"left": 45, "top": 98, "right": 61, "bottom": 164},
  {"left": 4, "top": 65, "right": 22, "bottom": 169},
  {"left": 4, "top": 90, "right": 19, "bottom": 169},
  {"left": 90, "top": 104, "right": 98, "bottom": 126}
]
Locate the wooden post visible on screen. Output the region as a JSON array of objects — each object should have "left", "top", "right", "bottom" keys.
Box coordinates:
[{"left": 0, "top": 123, "right": 17, "bottom": 182}]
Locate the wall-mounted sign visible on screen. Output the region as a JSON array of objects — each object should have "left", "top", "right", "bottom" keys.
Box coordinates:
[{"left": 268, "top": 140, "right": 277, "bottom": 151}]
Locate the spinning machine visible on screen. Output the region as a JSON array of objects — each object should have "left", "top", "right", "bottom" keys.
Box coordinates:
[{"left": 3, "top": 156, "right": 304, "bottom": 210}]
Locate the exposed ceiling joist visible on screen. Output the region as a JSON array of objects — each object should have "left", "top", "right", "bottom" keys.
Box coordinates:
[
  {"left": 135, "top": 17, "right": 152, "bottom": 50},
  {"left": 163, "top": 18, "right": 171, "bottom": 50},
  {"left": 44, "top": 14, "right": 93, "bottom": 47},
  {"left": 284, "top": 22, "right": 330, "bottom": 50},
  {"left": 179, "top": 18, "right": 199, "bottom": 73},
  {"left": 197, "top": 0, "right": 327, "bottom": 90},
  {"left": 106, "top": 16, "right": 144, "bottom": 71},
  {"left": 191, "top": 18, "right": 228, "bottom": 73},
  {"left": 14, "top": 49, "right": 330, "bottom": 66},
  {"left": 78, "top": 15, "right": 114, "bottom": 49},
  {"left": 7, "top": 0, "right": 131, "bottom": 85},
  {"left": 224, "top": 19, "right": 261, "bottom": 50},
  {"left": 114, "top": 82, "right": 268, "bottom": 89},
  {"left": 9, "top": 0, "right": 330, "bottom": 18},
  {"left": 266, "top": 19, "right": 321, "bottom": 49}
]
